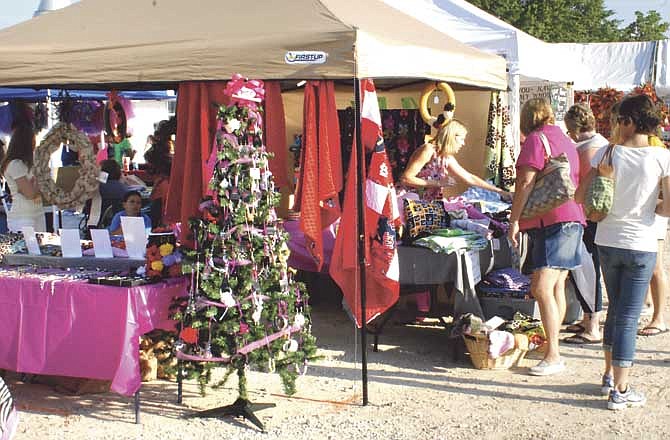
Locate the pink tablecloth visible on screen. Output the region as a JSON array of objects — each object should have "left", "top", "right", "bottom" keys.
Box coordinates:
[{"left": 0, "top": 276, "right": 187, "bottom": 396}]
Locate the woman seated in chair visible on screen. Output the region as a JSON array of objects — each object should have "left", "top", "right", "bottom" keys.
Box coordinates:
[
  {"left": 99, "top": 159, "right": 129, "bottom": 213},
  {"left": 108, "top": 190, "right": 151, "bottom": 236}
]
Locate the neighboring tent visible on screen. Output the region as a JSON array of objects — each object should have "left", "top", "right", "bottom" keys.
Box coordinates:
[
  {"left": 382, "top": 0, "right": 669, "bottom": 147},
  {"left": 0, "top": 0, "right": 506, "bottom": 91},
  {"left": 0, "top": 88, "right": 175, "bottom": 101},
  {"left": 655, "top": 40, "right": 670, "bottom": 98}
]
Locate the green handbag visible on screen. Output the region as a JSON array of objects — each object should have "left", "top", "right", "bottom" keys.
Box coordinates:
[{"left": 585, "top": 144, "right": 615, "bottom": 222}]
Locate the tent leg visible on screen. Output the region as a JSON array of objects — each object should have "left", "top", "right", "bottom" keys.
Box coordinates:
[{"left": 354, "top": 77, "right": 369, "bottom": 406}]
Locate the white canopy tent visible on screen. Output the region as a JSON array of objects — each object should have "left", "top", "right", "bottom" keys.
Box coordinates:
[
  {"left": 382, "top": 0, "right": 669, "bottom": 147},
  {"left": 0, "top": 0, "right": 506, "bottom": 90}
]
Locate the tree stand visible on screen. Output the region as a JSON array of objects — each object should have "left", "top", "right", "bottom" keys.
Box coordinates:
[{"left": 190, "top": 368, "right": 275, "bottom": 432}]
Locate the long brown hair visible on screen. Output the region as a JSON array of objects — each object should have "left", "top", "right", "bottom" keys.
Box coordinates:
[{"left": 1, "top": 125, "right": 36, "bottom": 177}]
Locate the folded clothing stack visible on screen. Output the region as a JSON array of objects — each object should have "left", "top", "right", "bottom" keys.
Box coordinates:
[{"left": 478, "top": 267, "right": 530, "bottom": 298}]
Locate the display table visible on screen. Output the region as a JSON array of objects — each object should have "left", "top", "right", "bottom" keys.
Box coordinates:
[
  {"left": 3, "top": 254, "right": 145, "bottom": 271},
  {"left": 0, "top": 274, "right": 186, "bottom": 397}
]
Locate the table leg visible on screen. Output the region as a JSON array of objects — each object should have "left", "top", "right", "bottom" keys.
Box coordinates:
[
  {"left": 177, "top": 360, "right": 183, "bottom": 404},
  {"left": 135, "top": 389, "right": 140, "bottom": 424}
]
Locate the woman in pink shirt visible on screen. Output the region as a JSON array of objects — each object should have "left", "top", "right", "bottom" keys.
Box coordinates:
[{"left": 508, "top": 98, "right": 585, "bottom": 376}]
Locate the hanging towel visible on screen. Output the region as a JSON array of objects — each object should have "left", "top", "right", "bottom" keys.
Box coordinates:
[
  {"left": 164, "top": 81, "right": 227, "bottom": 245},
  {"left": 264, "top": 81, "right": 289, "bottom": 189},
  {"left": 295, "top": 81, "right": 342, "bottom": 270}
]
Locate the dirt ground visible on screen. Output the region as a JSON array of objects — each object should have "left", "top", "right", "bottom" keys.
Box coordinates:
[{"left": 4, "top": 243, "right": 670, "bottom": 440}]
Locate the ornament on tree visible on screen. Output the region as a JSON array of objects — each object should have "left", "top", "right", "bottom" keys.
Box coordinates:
[{"left": 171, "top": 75, "right": 318, "bottom": 431}]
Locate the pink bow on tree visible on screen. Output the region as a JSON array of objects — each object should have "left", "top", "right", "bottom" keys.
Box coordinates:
[{"left": 224, "top": 74, "right": 265, "bottom": 110}]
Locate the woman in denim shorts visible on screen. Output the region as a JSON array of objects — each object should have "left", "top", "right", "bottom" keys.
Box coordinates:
[
  {"left": 508, "top": 98, "right": 585, "bottom": 376},
  {"left": 577, "top": 95, "right": 670, "bottom": 410}
]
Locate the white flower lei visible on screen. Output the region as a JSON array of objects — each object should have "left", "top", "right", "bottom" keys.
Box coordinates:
[{"left": 34, "top": 123, "right": 101, "bottom": 210}]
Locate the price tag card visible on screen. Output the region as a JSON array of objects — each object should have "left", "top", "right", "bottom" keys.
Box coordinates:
[
  {"left": 492, "top": 238, "right": 500, "bottom": 251},
  {"left": 121, "top": 216, "right": 148, "bottom": 259},
  {"left": 59, "top": 229, "right": 82, "bottom": 258},
  {"left": 90, "top": 229, "right": 114, "bottom": 258},
  {"left": 22, "top": 226, "right": 41, "bottom": 255},
  {"left": 465, "top": 249, "right": 482, "bottom": 286}
]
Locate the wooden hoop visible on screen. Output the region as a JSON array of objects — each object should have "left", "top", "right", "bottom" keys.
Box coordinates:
[{"left": 419, "top": 82, "right": 456, "bottom": 129}]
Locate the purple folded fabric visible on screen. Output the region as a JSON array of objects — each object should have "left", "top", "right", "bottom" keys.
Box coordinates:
[{"left": 482, "top": 268, "right": 530, "bottom": 291}]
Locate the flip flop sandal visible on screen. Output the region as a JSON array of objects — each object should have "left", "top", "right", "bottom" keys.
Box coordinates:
[
  {"left": 563, "top": 334, "right": 602, "bottom": 345},
  {"left": 564, "top": 323, "right": 585, "bottom": 333},
  {"left": 637, "top": 326, "right": 670, "bottom": 337}
]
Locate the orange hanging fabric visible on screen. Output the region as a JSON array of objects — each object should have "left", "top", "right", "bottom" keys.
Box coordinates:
[
  {"left": 263, "top": 81, "right": 289, "bottom": 189},
  {"left": 165, "top": 81, "right": 227, "bottom": 245},
  {"left": 294, "top": 81, "right": 342, "bottom": 271}
]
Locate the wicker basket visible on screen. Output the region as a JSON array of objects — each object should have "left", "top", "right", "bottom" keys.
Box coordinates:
[{"left": 463, "top": 334, "right": 526, "bottom": 370}]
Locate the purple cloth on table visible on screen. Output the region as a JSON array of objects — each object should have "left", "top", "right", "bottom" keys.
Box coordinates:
[
  {"left": 0, "top": 275, "right": 186, "bottom": 396},
  {"left": 285, "top": 219, "right": 337, "bottom": 273},
  {"left": 482, "top": 268, "right": 529, "bottom": 291}
]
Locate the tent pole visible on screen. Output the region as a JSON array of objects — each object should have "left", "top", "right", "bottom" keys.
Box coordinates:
[{"left": 353, "top": 77, "right": 369, "bottom": 406}]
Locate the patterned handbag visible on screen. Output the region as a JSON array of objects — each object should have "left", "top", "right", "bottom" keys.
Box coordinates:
[
  {"left": 584, "top": 144, "right": 615, "bottom": 222},
  {"left": 521, "top": 133, "right": 576, "bottom": 220}
]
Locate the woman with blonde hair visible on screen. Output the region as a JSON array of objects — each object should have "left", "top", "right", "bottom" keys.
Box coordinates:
[
  {"left": 562, "top": 103, "right": 610, "bottom": 344},
  {"left": 508, "top": 98, "right": 585, "bottom": 376},
  {"left": 577, "top": 94, "right": 670, "bottom": 409},
  {"left": 399, "top": 119, "right": 511, "bottom": 201}
]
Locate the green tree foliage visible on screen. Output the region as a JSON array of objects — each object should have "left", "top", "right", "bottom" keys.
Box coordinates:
[
  {"left": 621, "top": 11, "right": 670, "bottom": 41},
  {"left": 467, "top": 0, "right": 668, "bottom": 43}
]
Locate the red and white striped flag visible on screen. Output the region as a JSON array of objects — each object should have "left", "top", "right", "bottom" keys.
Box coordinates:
[{"left": 330, "top": 79, "right": 400, "bottom": 327}]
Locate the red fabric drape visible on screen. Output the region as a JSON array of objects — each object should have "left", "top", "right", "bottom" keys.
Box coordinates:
[
  {"left": 165, "top": 81, "right": 227, "bottom": 245},
  {"left": 330, "top": 79, "right": 400, "bottom": 327},
  {"left": 264, "top": 81, "right": 289, "bottom": 189},
  {"left": 294, "top": 81, "right": 342, "bottom": 271}
]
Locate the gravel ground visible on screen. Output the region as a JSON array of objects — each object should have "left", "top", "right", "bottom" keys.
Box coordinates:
[{"left": 5, "top": 241, "right": 670, "bottom": 440}]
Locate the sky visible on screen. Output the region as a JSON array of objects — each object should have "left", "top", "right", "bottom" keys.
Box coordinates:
[{"left": 0, "top": 0, "right": 669, "bottom": 31}]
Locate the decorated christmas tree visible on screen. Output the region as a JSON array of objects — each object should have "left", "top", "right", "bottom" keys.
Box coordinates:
[{"left": 171, "top": 75, "right": 317, "bottom": 428}]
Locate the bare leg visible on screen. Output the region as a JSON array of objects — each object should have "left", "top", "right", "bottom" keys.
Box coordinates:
[
  {"left": 554, "top": 271, "right": 568, "bottom": 325},
  {"left": 532, "top": 268, "right": 564, "bottom": 364},
  {"left": 604, "top": 350, "right": 613, "bottom": 377}
]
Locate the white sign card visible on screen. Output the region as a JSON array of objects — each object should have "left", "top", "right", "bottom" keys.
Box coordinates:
[
  {"left": 21, "top": 226, "right": 41, "bottom": 255},
  {"left": 59, "top": 229, "right": 82, "bottom": 258},
  {"left": 121, "top": 216, "right": 148, "bottom": 259},
  {"left": 464, "top": 249, "right": 482, "bottom": 287},
  {"left": 90, "top": 229, "right": 114, "bottom": 258}
]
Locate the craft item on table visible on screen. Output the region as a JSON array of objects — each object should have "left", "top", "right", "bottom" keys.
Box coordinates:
[
  {"left": 446, "top": 209, "right": 467, "bottom": 220},
  {"left": 142, "top": 231, "right": 182, "bottom": 279},
  {"left": 403, "top": 198, "right": 449, "bottom": 239},
  {"left": 88, "top": 274, "right": 158, "bottom": 287},
  {"left": 0, "top": 232, "right": 23, "bottom": 260},
  {"left": 460, "top": 186, "right": 511, "bottom": 214},
  {"left": 412, "top": 228, "right": 488, "bottom": 254},
  {"left": 451, "top": 219, "right": 492, "bottom": 239},
  {"left": 450, "top": 313, "right": 484, "bottom": 337},
  {"left": 488, "top": 330, "right": 515, "bottom": 359},
  {"left": 502, "top": 312, "right": 547, "bottom": 351}
]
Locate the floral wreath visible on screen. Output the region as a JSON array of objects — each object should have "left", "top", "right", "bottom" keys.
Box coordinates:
[
  {"left": 34, "top": 122, "right": 101, "bottom": 209},
  {"left": 419, "top": 81, "right": 456, "bottom": 129}
]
